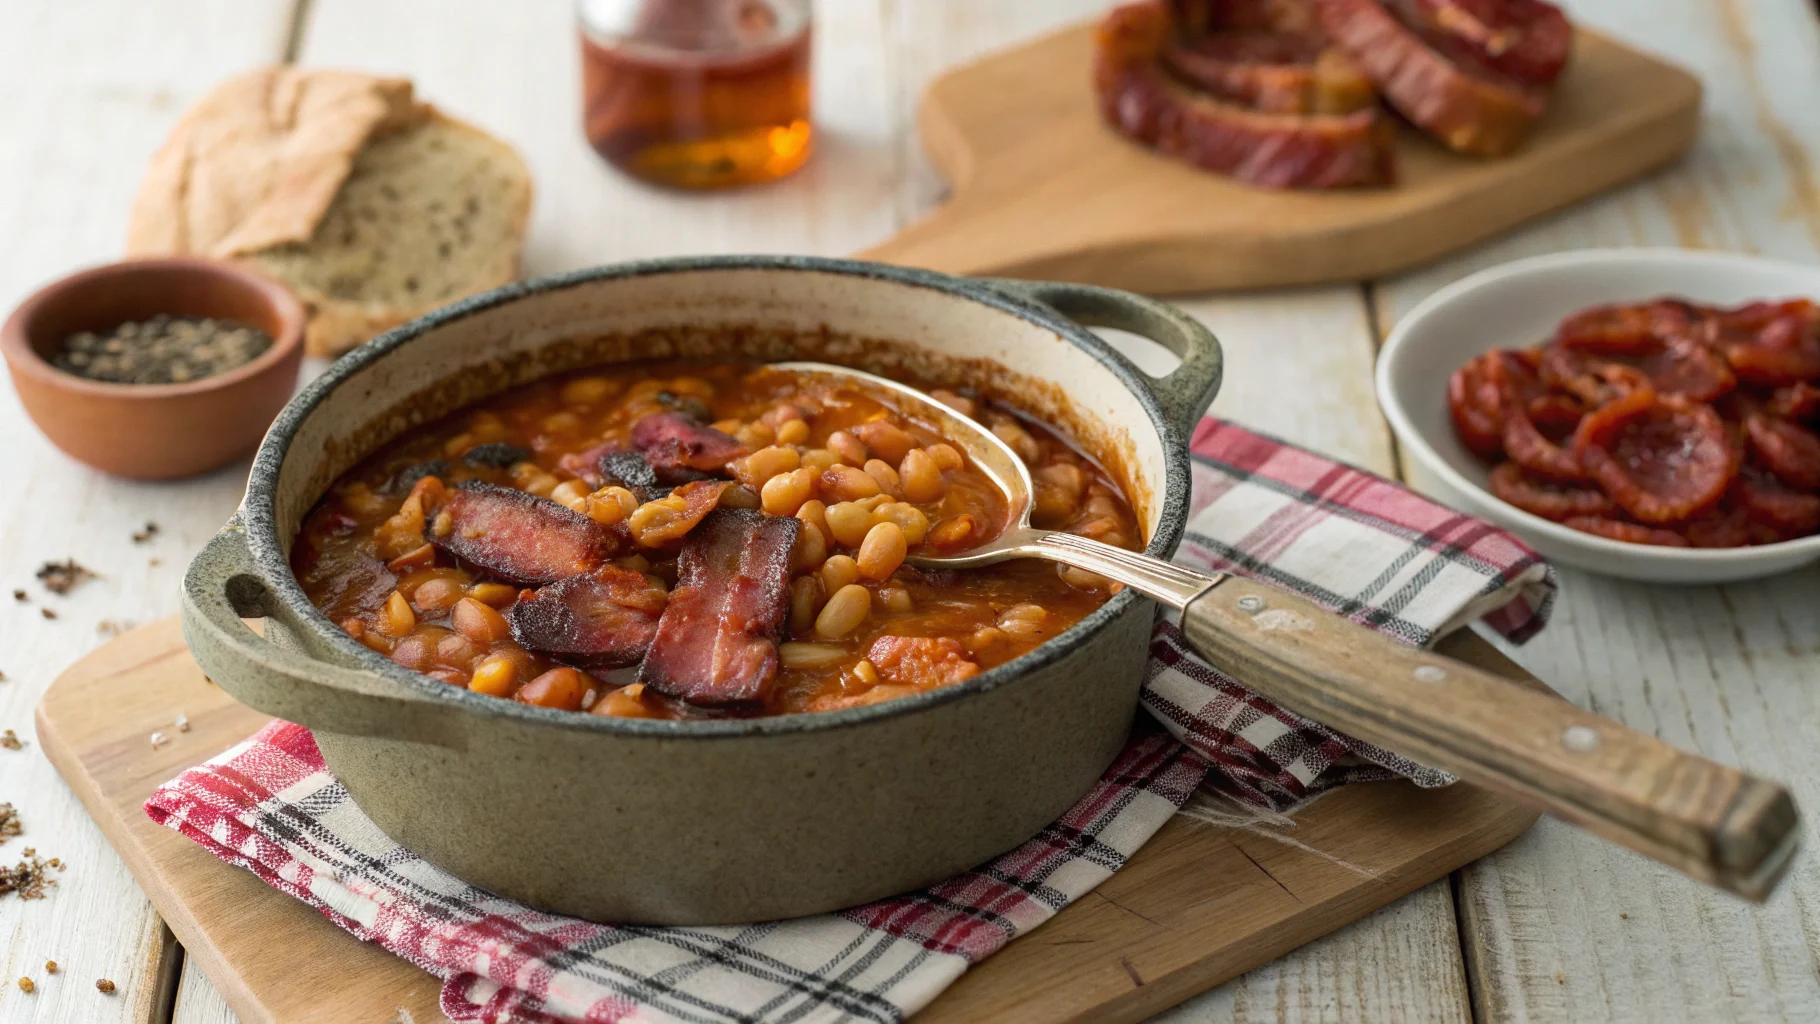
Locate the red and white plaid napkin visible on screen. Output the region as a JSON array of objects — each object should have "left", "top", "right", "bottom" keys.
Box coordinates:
[{"left": 146, "top": 418, "right": 1555, "bottom": 1024}]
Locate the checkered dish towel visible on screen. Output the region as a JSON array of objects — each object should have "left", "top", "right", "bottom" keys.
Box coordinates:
[{"left": 145, "top": 418, "right": 1554, "bottom": 1024}]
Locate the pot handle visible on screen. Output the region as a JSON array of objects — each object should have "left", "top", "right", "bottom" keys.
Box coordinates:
[
  {"left": 1182, "top": 575, "right": 1801, "bottom": 901},
  {"left": 978, "top": 278, "right": 1223, "bottom": 433},
  {"left": 181, "top": 523, "right": 469, "bottom": 749}
]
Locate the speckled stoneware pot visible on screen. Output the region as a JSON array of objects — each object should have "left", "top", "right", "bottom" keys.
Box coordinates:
[{"left": 181, "top": 256, "right": 1222, "bottom": 925}]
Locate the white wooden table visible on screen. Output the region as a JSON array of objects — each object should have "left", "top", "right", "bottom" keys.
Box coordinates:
[{"left": 2, "top": 1, "right": 1817, "bottom": 1021}]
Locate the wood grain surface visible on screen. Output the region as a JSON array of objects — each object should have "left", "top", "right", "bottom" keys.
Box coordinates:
[
  {"left": 857, "top": 25, "right": 1700, "bottom": 294},
  {"left": 38, "top": 617, "right": 1539, "bottom": 1024}
]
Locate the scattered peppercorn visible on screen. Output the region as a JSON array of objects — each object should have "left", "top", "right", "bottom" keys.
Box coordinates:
[
  {"left": 17, "top": 976, "right": 33, "bottom": 993},
  {"left": 0, "top": 847, "right": 59, "bottom": 900},
  {"left": 40, "top": 608, "right": 56, "bottom": 620},
  {"left": 37, "top": 559, "right": 96, "bottom": 595},
  {"left": 54, "top": 315, "right": 272, "bottom": 385},
  {"left": 132, "top": 521, "right": 160, "bottom": 544},
  {"left": 96, "top": 978, "right": 116, "bottom": 994},
  {"left": 44, "top": 960, "right": 57, "bottom": 974},
  {"left": 10, "top": 589, "right": 24, "bottom": 602}
]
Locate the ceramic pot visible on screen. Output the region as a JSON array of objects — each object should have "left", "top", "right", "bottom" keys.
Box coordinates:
[{"left": 179, "top": 256, "right": 1222, "bottom": 924}]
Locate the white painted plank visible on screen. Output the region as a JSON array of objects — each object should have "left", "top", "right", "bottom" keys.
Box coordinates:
[
  {"left": 1373, "top": 1, "right": 1820, "bottom": 1020},
  {"left": 171, "top": 951, "right": 239, "bottom": 1024},
  {"left": 0, "top": 4, "right": 295, "bottom": 1024},
  {"left": 886, "top": 4, "right": 1461, "bottom": 1023}
]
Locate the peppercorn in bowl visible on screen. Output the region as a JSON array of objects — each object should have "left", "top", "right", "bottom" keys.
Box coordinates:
[{"left": 2, "top": 257, "right": 306, "bottom": 479}]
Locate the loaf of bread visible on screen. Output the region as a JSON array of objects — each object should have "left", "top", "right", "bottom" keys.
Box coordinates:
[{"left": 127, "top": 68, "right": 532, "bottom": 358}]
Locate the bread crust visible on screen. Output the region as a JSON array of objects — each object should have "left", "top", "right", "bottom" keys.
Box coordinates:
[{"left": 127, "top": 68, "right": 531, "bottom": 359}]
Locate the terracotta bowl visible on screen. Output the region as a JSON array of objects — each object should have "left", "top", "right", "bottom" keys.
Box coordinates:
[{"left": 1, "top": 258, "right": 307, "bottom": 479}]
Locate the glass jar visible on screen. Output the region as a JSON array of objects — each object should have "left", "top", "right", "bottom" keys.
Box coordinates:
[{"left": 577, "top": 0, "right": 813, "bottom": 189}]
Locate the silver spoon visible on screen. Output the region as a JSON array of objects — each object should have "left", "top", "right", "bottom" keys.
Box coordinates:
[{"left": 770, "top": 361, "right": 1799, "bottom": 901}]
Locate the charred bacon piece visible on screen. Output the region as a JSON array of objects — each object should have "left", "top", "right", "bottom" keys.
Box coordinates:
[
  {"left": 509, "top": 565, "right": 668, "bottom": 669},
  {"left": 637, "top": 509, "right": 801, "bottom": 706},
  {"left": 1096, "top": 1, "right": 1394, "bottom": 189},
  {"left": 1315, "top": 0, "right": 1550, "bottom": 156},
  {"left": 427, "top": 481, "right": 621, "bottom": 586},
  {"left": 599, "top": 449, "right": 671, "bottom": 500},
  {"left": 464, "top": 442, "right": 532, "bottom": 470},
  {"left": 631, "top": 412, "right": 748, "bottom": 484}
]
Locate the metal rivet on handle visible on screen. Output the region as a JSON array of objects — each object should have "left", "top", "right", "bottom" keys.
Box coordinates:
[
  {"left": 1412, "top": 665, "right": 1446, "bottom": 683},
  {"left": 1562, "top": 725, "right": 1601, "bottom": 752},
  {"left": 1237, "top": 595, "right": 1266, "bottom": 613}
]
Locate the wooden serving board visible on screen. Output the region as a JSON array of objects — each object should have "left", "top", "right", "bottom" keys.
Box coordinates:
[
  {"left": 859, "top": 23, "right": 1702, "bottom": 294},
  {"left": 37, "top": 618, "right": 1541, "bottom": 1023}
]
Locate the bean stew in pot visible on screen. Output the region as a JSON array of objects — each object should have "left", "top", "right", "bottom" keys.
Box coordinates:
[{"left": 293, "top": 362, "right": 1144, "bottom": 719}]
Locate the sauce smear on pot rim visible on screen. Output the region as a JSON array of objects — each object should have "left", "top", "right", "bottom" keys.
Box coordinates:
[{"left": 293, "top": 361, "right": 1145, "bottom": 719}]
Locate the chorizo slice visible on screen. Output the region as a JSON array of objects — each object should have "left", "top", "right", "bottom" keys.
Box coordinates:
[
  {"left": 508, "top": 565, "right": 667, "bottom": 670},
  {"left": 1573, "top": 388, "right": 1738, "bottom": 524},
  {"left": 1446, "top": 349, "right": 1533, "bottom": 460},
  {"left": 427, "top": 481, "right": 621, "bottom": 586},
  {"left": 1743, "top": 414, "right": 1820, "bottom": 492},
  {"left": 1561, "top": 515, "right": 1690, "bottom": 547},
  {"left": 1096, "top": 1, "right": 1395, "bottom": 189},
  {"left": 1768, "top": 382, "right": 1820, "bottom": 423},
  {"left": 1735, "top": 467, "right": 1820, "bottom": 539},
  {"left": 637, "top": 509, "right": 801, "bottom": 706},
  {"left": 1314, "top": 0, "right": 1549, "bottom": 156},
  {"left": 1542, "top": 337, "right": 1734, "bottom": 404},
  {"left": 1488, "top": 461, "right": 1613, "bottom": 521},
  {"left": 1501, "top": 405, "right": 1582, "bottom": 481}
]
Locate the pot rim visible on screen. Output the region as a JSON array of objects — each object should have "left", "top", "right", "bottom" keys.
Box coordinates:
[{"left": 238, "top": 255, "right": 1198, "bottom": 738}]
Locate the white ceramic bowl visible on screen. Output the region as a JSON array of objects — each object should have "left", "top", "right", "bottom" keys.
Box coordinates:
[{"left": 1377, "top": 248, "right": 1820, "bottom": 584}]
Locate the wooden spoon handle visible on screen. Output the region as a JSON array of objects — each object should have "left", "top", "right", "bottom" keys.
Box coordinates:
[{"left": 1181, "top": 575, "right": 1800, "bottom": 901}]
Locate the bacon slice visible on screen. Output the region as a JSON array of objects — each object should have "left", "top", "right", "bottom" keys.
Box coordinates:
[
  {"left": 427, "top": 481, "right": 620, "bottom": 585},
  {"left": 1393, "top": 0, "right": 1570, "bottom": 87},
  {"left": 1315, "top": 0, "right": 1549, "bottom": 156},
  {"left": 637, "top": 509, "right": 801, "bottom": 706},
  {"left": 631, "top": 412, "right": 748, "bottom": 483},
  {"left": 509, "top": 565, "right": 668, "bottom": 669},
  {"left": 1163, "top": 31, "right": 1376, "bottom": 115},
  {"left": 1096, "top": 1, "right": 1394, "bottom": 189}
]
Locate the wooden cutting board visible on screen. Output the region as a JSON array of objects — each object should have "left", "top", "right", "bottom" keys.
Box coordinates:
[
  {"left": 37, "top": 617, "right": 1541, "bottom": 1023},
  {"left": 858, "top": 23, "right": 1702, "bottom": 294}
]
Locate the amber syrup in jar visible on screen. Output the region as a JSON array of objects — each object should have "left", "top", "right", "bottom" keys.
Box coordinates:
[{"left": 579, "top": 0, "right": 812, "bottom": 189}]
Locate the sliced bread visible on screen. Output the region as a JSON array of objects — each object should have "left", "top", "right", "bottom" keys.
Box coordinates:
[
  {"left": 246, "top": 112, "right": 532, "bottom": 356},
  {"left": 127, "top": 68, "right": 532, "bottom": 358}
]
